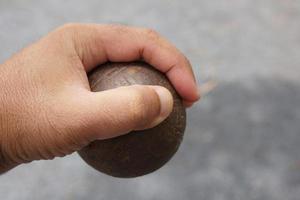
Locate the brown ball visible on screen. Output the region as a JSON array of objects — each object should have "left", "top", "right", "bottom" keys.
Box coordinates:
[{"left": 78, "top": 62, "right": 186, "bottom": 178}]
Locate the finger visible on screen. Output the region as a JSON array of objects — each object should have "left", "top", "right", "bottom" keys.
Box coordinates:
[
  {"left": 76, "top": 85, "right": 173, "bottom": 140},
  {"left": 183, "top": 100, "right": 194, "bottom": 108},
  {"left": 54, "top": 23, "right": 199, "bottom": 103}
]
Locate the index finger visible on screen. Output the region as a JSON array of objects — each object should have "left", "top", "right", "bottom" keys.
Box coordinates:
[{"left": 56, "top": 23, "right": 200, "bottom": 103}]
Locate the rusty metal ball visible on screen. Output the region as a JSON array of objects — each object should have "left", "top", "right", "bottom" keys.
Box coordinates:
[{"left": 78, "top": 62, "right": 186, "bottom": 178}]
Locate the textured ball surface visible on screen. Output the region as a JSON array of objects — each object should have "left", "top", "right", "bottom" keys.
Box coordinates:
[{"left": 78, "top": 62, "right": 186, "bottom": 178}]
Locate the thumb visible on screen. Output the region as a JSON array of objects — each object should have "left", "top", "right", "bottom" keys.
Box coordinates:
[{"left": 80, "top": 85, "right": 173, "bottom": 140}]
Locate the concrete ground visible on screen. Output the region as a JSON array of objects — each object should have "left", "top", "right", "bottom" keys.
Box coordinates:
[{"left": 0, "top": 0, "right": 300, "bottom": 199}]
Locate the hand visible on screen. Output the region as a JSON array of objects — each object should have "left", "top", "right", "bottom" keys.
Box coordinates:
[{"left": 0, "top": 24, "right": 200, "bottom": 173}]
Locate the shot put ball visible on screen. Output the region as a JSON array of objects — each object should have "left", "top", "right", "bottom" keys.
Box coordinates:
[{"left": 78, "top": 62, "right": 186, "bottom": 178}]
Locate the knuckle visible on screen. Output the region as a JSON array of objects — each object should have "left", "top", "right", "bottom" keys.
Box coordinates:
[
  {"left": 106, "top": 24, "right": 129, "bottom": 33},
  {"left": 107, "top": 23, "right": 126, "bottom": 29},
  {"left": 129, "top": 88, "right": 148, "bottom": 123},
  {"left": 50, "top": 24, "right": 78, "bottom": 42},
  {"left": 59, "top": 23, "right": 81, "bottom": 31},
  {"left": 144, "top": 28, "right": 160, "bottom": 40},
  {"left": 53, "top": 23, "right": 83, "bottom": 38},
  {"left": 128, "top": 86, "right": 160, "bottom": 127}
]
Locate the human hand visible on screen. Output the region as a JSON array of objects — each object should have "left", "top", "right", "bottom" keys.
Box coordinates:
[{"left": 0, "top": 24, "right": 200, "bottom": 173}]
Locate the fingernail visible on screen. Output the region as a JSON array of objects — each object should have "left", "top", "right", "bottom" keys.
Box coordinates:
[{"left": 149, "top": 86, "right": 174, "bottom": 127}]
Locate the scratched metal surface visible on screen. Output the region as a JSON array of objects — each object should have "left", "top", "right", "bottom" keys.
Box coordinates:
[{"left": 1, "top": 0, "right": 300, "bottom": 199}]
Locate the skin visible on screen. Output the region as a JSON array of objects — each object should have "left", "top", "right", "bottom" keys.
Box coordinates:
[{"left": 0, "top": 23, "right": 200, "bottom": 174}]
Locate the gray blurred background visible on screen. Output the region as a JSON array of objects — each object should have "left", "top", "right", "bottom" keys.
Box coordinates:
[{"left": 0, "top": 0, "right": 300, "bottom": 199}]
